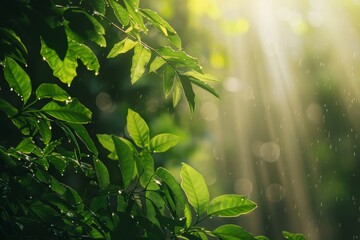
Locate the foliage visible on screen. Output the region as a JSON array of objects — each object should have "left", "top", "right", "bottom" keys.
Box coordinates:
[{"left": 0, "top": 0, "right": 306, "bottom": 239}]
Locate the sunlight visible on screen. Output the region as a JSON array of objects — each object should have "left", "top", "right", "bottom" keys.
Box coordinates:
[{"left": 190, "top": 0, "right": 360, "bottom": 239}]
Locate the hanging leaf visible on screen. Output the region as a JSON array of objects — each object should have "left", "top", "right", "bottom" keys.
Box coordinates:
[
  {"left": 93, "top": 157, "right": 110, "bottom": 189},
  {"left": 180, "top": 163, "right": 209, "bottom": 215},
  {"left": 67, "top": 123, "right": 98, "bottom": 156},
  {"left": 0, "top": 28, "right": 27, "bottom": 64},
  {"left": 96, "top": 134, "right": 117, "bottom": 160},
  {"left": 158, "top": 46, "right": 203, "bottom": 73},
  {"left": 282, "top": 231, "right": 307, "bottom": 240},
  {"left": 130, "top": 44, "right": 151, "bottom": 84},
  {"left": 36, "top": 83, "right": 70, "bottom": 102},
  {"left": 180, "top": 72, "right": 219, "bottom": 98},
  {"left": 109, "top": 0, "right": 130, "bottom": 26},
  {"left": 172, "top": 74, "right": 182, "bottom": 108},
  {"left": 179, "top": 75, "right": 195, "bottom": 112},
  {"left": 141, "top": 9, "right": 181, "bottom": 48},
  {"left": 126, "top": 109, "right": 150, "bottom": 148},
  {"left": 212, "top": 224, "right": 257, "bottom": 240},
  {"left": 64, "top": 8, "right": 106, "bottom": 47},
  {"left": 124, "top": 0, "right": 147, "bottom": 32},
  {"left": 149, "top": 56, "right": 166, "bottom": 73},
  {"left": 112, "top": 136, "right": 135, "bottom": 189},
  {"left": 41, "top": 99, "right": 92, "bottom": 124},
  {"left": 72, "top": 40, "right": 100, "bottom": 74},
  {"left": 36, "top": 117, "right": 52, "bottom": 144},
  {"left": 149, "top": 133, "right": 180, "bottom": 153},
  {"left": 107, "top": 38, "right": 137, "bottom": 58},
  {"left": 4, "top": 57, "right": 31, "bottom": 104},
  {"left": 162, "top": 65, "right": 176, "bottom": 98},
  {"left": 207, "top": 194, "right": 257, "bottom": 217},
  {"left": 256, "top": 236, "right": 270, "bottom": 240}
]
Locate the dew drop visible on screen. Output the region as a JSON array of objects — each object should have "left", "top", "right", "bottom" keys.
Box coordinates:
[
  {"left": 10, "top": 88, "right": 13, "bottom": 91},
  {"left": 95, "top": 72, "right": 99, "bottom": 76},
  {"left": 42, "top": 57, "right": 46, "bottom": 61}
]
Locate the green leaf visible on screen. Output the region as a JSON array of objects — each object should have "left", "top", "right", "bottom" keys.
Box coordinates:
[
  {"left": 282, "top": 231, "right": 307, "bottom": 240},
  {"left": 67, "top": 123, "right": 98, "bottom": 156},
  {"left": 179, "top": 74, "right": 195, "bottom": 112},
  {"left": 73, "top": 40, "right": 100, "bottom": 74},
  {"left": 155, "top": 167, "right": 186, "bottom": 218},
  {"left": 207, "top": 194, "right": 257, "bottom": 217},
  {"left": 96, "top": 134, "right": 117, "bottom": 160},
  {"left": 149, "top": 133, "right": 180, "bottom": 153},
  {"left": 30, "top": 201, "right": 59, "bottom": 222},
  {"left": 107, "top": 38, "right": 137, "bottom": 58},
  {"left": 64, "top": 8, "right": 106, "bottom": 47},
  {"left": 0, "top": 98, "right": 18, "bottom": 117},
  {"left": 126, "top": 109, "right": 150, "bottom": 148},
  {"left": 90, "top": 0, "right": 106, "bottom": 15},
  {"left": 172, "top": 75, "right": 182, "bottom": 108},
  {"left": 109, "top": 0, "right": 130, "bottom": 26},
  {"left": 180, "top": 163, "right": 209, "bottom": 215},
  {"left": 15, "top": 137, "right": 36, "bottom": 154},
  {"left": 112, "top": 136, "right": 135, "bottom": 188},
  {"left": 158, "top": 46, "right": 203, "bottom": 73},
  {"left": 184, "top": 203, "right": 192, "bottom": 229},
  {"left": 36, "top": 83, "right": 70, "bottom": 101},
  {"left": 36, "top": 117, "right": 52, "bottom": 144},
  {"left": 180, "top": 72, "right": 219, "bottom": 98},
  {"left": 0, "top": 28, "right": 27, "bottom": 63},
  {"left": 149, "top": 56, "right": 166, "bottom": 73},
  {"left": 163, "top": 65, "right": 176, "bottom": 98},
  {"left": 182, "top": 70, "right": 219, "bottom": 82},
  {"left": 93, "top": 157, "right": 110, "bottom": 189},
  {"left": 212, "top": 224, "right": 257, "bottom": 240},
  {"left": 255, "top": 236, "right": 270, "bottom": 240},
  {"left": 130, "top": 44, "right": 151, "bottom": 84},
  {"left": 41, "top": 99, "right": 92, "bottom": 124},
  {"left": 124, "top": 0, "right": 147, "bottom": 32},
  {"left": 48, "top": 156, "right": 66, "bottom": 174},
  {"left": 4, "top": 57, "right": 31, "bottom": 104},
  {"left": 141, "top": 9, "right": 181, "bottom": 48},
  {"left": 136, "top": 151, "right": 154, "bottom": 187}
]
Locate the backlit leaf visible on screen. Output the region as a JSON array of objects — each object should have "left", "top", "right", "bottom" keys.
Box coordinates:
[
  {"left": 124, "top": 0, "right": 147, "bottom": 32},
  {"left": 149, "top": 133, "right": 180, "bottom": 153},
  {"left": 36, "top": 83, "right": 70, "bottom": 102},
  {"left": 172, "top": 75, "right": 182, "bottom": 108},
  {"left": 163, "top": 65, "right": 175, "bottom": 98},
  {"left": 4, "top": 57, "right": 31, "bottom": 104},
  {"left": 90, "top": 0, "right": 106, "bottom": 15},
  {"left": 179, "top": 75, "right": 195, "bottom": 112},
  {"left": 126, "top": 109, "right": 150, "bottom": 148},
  {"left": 180, "top": 163, "right": 209, "bottom": 215},
  {"left": 141, "top": 9, "right": 181, "bottom": 48},
  {"left": 136, "top": 151, "right": 154, "bottom": 187},
  {"left": 97, "top": 134, "right": 117, "bottom": 160},
  {"left": 212, "top": 224, "right": 257, "bottom": 240},
  {"left": 130, "top": 44, "right": 151, "bottom": 84},
  {"left": 180, "top": 72, "right": 219, "bottom": 98},
  {"left": 41, "top": 99, "right": 92, "bottom": 124},
  {"left": 15, "top": 137, "right": 36, "bottom": 154},
  {"left": 93, "top": 157, "right": 110, "bottom": 189},
  {"left": 207, "top": 194, "right": 257, "bottom": 217},
  {"left": 149, "top": 56, "right": 166, "bottom": 73},
  {"left": 109, "top": 0, "right": 129, "bottom": 26},
  {"left": 107, "top": 38, "right": 137, "bottom": 58},
  {"left": 67, "top": 123, "right": 98, "bottom": 156}
]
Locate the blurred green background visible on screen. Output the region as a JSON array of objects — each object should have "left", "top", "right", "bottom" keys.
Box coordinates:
[{"left": 143, "top": 0, "right": 360, "bottom": 239}]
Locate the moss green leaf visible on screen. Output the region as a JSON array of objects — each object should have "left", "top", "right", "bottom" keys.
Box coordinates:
[
  {"left": 180, "top": 163, "right": 209, "bottom": 215},
  {"left": 126, "top": 109, "right": 150, "bottom": 148},
  {"left": 41, "top": 99, "right": 92, "bottom": 124},
  {"left": 131, "top": 44, "right": 151, "bottom": 84},
  {"left": 163, "top": 65, "right": 176, "bottom": 98},
  {"left": 93, "top": 157, "right": 110, "bottom": 189},
  {"left": 179, "top": 74, "right": 195, "bottom": 112},
  {"left": 107, "top": 38, "right": 137, "bottom": 58},
  {"left": 36, "top": 83, "right": 70, "bottom": 102},
  {"left": 149, "top": 133, "right": 180, "bottom": 153},
  {"left": 4, "top": 57, "right": 31, "bottom": 104},
  {"left": 207, "top": 194, "right": 257, "bottom": 217},
  {"left": 172, "top": 74, "right": 182, "bottom": 108},
  {"left": 212, "top": 224, "right": 257, "bottom": 240}
]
